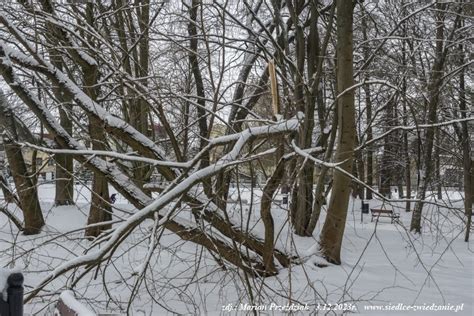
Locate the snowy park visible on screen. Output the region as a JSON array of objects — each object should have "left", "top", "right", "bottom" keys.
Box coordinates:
[{"left": 0, "top": 184, "right": 472, "bottom": 314}]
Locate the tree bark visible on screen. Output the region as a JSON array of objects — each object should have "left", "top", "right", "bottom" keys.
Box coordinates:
[
  {"left": 319, "top": 0, "right": 355, "bottom": 264},
  {"left": 188, "top": 0, "right": 212, "bottom": 198},
  {"left": 410, "top": 5, "right": 447, "bottom": 233},
  {"left": 41, "top": 1, "right": 75, "bottom": 206},
  {"left": 289, "top": 0, "right": 315, "bottom": 237},
  {"left": 457, "top": 31, "right": 472, "bottom": 241},
  {"left": 379, "top": 99, "right": 394, "bottom": 198},
  {"left": 402, "top": 94, "right": 411, "bottom": 211},
  {"left": 0, "top": 94, "right": 44, "bottom": 234},
  {"left": 0, "top": 169, "right": 17, "bottom": 204},
  {"left": 84, "top": 3, "right": 111, "bottom": 238},
  {"left": 3, "top": 136, "right": 44, "bottom": 234},
  {"left": 401, "top": 27, "right": 411, "bottom": 211},
  {"left": 434, "top": 128, "right": 442, "bottom": 200},
  {"left": 131, "top": 0, "right": 152, "bottom": 187},
  {"left": 55, "top": 107, "right": 74, "bottom": 205},
  {"left": 260, "top": 155, "right": 285, "bottom": 275},
  {"left": 362, "top": 10, "right": 373, "bottom": 200}
]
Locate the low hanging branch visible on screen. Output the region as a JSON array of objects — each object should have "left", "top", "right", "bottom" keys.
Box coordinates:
[
  {"left": 0, "top": 46, "right": 302, "bottom": 302},
  {"left": 23, "top": 114, "right": 303, "bottom": 301},
  {"left": 0, "top": 10, "right": 304, "bottom": 302}
]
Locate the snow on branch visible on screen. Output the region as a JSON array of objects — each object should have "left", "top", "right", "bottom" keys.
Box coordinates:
[
  {"left": 56, "top": 290, "right": 96, "bottom": 316},
  {"left": 0, "top": 51, "right": 153, "bottom": 206},
  {"left": 292, "top": 141, "right": 465, "bottom": 210},
  {"left": 24, "top": 114, "right": 303, "bottom": 301},
  {"left": 0, "top": 19, "right": 172, "bottom": 169},
  {"left": 358, "top": 116, "right": 474, "bottom": 152},
  {"left": 19, "top": 142, "right": 189, "bottom": 169}
]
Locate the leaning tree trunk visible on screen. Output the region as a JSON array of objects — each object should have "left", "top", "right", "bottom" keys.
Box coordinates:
[
  {"left": 319, "top": 0, "right": 355, "bottom": 264},
  {"left": 0, "top": 94, "right": 44, "bottom": 234},
  {"left": 3, "top": 136, "right": 44, "bottom": 234}
]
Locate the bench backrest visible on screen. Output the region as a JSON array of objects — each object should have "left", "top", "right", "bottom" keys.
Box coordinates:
[{"left": 371, "top": 209, "right": 392, "bottom": 214}]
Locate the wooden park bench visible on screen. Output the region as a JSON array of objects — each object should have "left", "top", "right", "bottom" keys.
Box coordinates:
[{"left": 370, "top": 208, "right": 400, "bottom": 224}]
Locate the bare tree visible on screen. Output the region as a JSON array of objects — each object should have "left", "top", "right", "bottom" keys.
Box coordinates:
[{"left": 410, "top": 3, "right": 457, "bottom": 233}]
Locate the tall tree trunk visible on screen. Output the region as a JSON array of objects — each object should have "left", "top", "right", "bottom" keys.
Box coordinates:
[
  {"left": 307, "top": 113, "right": 338, "bottom": 234},
  {"left": 41, "top": 1, "right": 75, "bottom": 206},
  {"left": 362, "top": 10, "right": 373, "bottom": 200},
  {"left": 379, "top": 99, "right": 394, "bottom": 198},
  {"left": 457, "top": 30, "right": 472, "bottom": 241},
  {"left": 353, "top": 135, "right": 365, "bottom": 199},
  {"left": 84, "top": 3, "right": 111, "bottom": 238},
  {"left": 402, "top": 91, "right": 411, "bottom": 211},
  {"left": 188, "top": 0, "right": 211, "bottom": 198},
  {"left": 319, "top": 0, "right": 355, "bottom": 264},
  {"left": 434, "top": 129, "right": 442, "bottom": 200},
  {"left": 131, "top": 0, "right": 151, "bottom": 187},
  {"left": 260, "top": 155, "right": 284, "bottom": 275},
  {"left": 290, "top": 0, "right": 318, "bottom": 236},
  {"left": 85, "top": 115, "right": 112, "bottom": 238},
  {"left": 469, "top": 162, "right": 473, "bottom": 242},
  {"left": 410, "top": 5, "right": 447, "bottom": 233},
  {"left": 401, "top": 28, "right": 411, "bottom": 211},
  {"left": 55, "top": 107, "right": 74, "bottom": 205},
  {"left": 393, "top": 106, "right": 404, "bottom": 198}
]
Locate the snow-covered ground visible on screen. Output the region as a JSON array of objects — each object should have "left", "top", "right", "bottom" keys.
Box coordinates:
[{"left": 0, "top": 184, "right": 472, "bottom": 315}]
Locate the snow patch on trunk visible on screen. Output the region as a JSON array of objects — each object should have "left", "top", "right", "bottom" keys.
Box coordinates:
[{"left": 58, "top": 290, "right": 96, "bottom": 316}]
